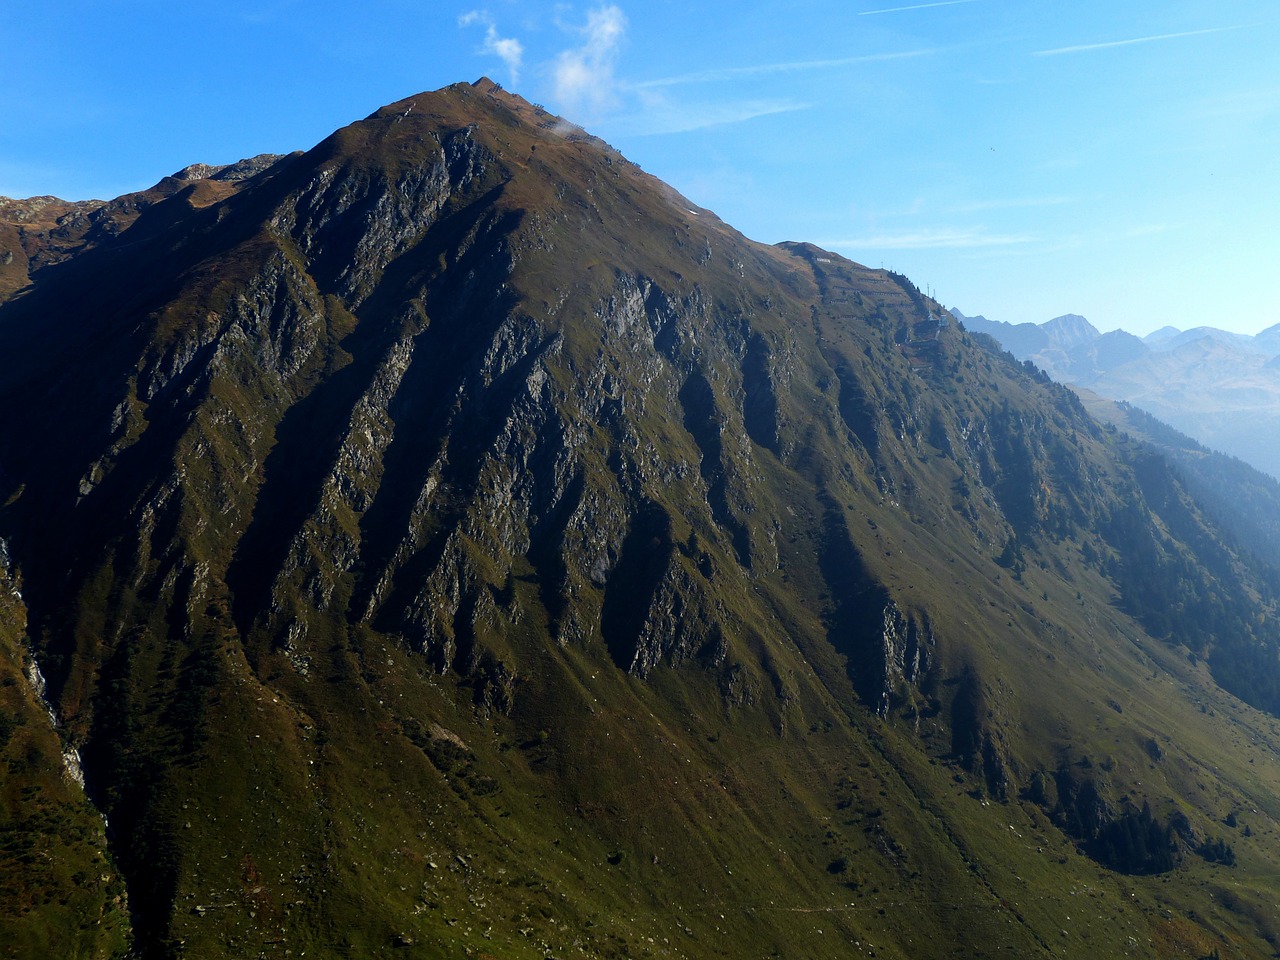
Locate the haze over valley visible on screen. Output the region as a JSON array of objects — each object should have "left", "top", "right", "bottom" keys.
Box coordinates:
[{"left": 956, "top": 310, "right": 1280, "bottom": 481}]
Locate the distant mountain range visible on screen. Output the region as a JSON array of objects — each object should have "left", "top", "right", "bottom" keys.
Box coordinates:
[{"left": 954, "top": 309, "right": 1280, "bottom": 479}]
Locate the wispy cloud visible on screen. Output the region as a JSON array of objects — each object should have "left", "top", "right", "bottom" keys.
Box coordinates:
[
  {"left": 636, "top": 49, "right": 934, "bottom": 89},
  {"left": 1033, "top": 26, "right": 1238, "bottom": 57},
  {"left": 1123, "top": 223, "right": 1172, "bottom": 239},
  {"left": 553, "top": 5, "right": 628, "bottom": 118},
  {"left": 860, "top": 0, "right": 978, "bottom": 15},
  {"left": 238, "top": 0, "right": 302, "bottom": 26},
  {"left": 1187, "top": 86, "right": 1280, "bottom": 123},
  {"left": 534, "top": 5, "right": 810, "bottom": 135},
  {"left": 459, "top": 11, "right": 524, "bottom": 83},
  {"left": 944, "top": 195, "right": 1076, "bottom": 214},
  {"left": 618, "top": 98, "right": 809, "bottom": 136},
  {"left": 825, "top": 228, "right": 1037, "bottom": 250}
]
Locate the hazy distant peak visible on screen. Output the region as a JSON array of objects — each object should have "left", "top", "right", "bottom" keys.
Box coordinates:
[
  {"left": 1042, "top": 313, "right": 1099, "bottom": 348},
  {"left": 1254, "top": 323, "right": 1280, "bottom": 354},
  {"left": 1155, "top": 325, "right": 1262, "bottom": 354},
  {"left": 1143, "top": 325, "right": 1182, "bottom": 344},
  {"left": 1046, "top": 313, "right": 1091, "bottom": 324},
  {"left": 960, "top": 303, "right": 1280, "bottom": 479},
  {"left": 1095, "top": 330, "right": 1146, "bottom": 348}
]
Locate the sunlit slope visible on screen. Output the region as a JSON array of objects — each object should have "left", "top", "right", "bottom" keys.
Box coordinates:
[{"left": 1, "top": 79, "right": 1279, "bottom": 959}]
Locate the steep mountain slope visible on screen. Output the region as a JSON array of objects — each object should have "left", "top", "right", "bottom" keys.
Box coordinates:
[
  {"left": 0, "top": 546, "right": 132, "bottom": 958},
  {"left": 3, "top": 79, "right": 1280, "bottom": 959}
]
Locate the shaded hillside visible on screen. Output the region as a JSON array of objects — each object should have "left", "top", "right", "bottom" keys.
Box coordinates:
[
  {"left": 0, "top": 155, "right": 283, "bottom": 303},
  {"left": 3, "top": 80, "right": 1280, "bottom": 960},
  {"left": 0, "top": 546, "right": 132, "bottom": 958}
]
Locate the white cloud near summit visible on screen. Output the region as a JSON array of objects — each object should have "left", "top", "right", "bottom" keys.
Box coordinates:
[
  {"left": 459, "top": 11, "right": 525, "bottom": 83},
  {"left": 552, "top": 5, "right": 628, "bottom": 118},
  {"left": 456, "top": 4, "right": 806, "bottom": 136}
]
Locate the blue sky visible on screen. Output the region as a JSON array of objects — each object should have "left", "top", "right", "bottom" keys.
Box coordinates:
[{"left": 3, "top": 1, "right": 1277, "bottom": 335}]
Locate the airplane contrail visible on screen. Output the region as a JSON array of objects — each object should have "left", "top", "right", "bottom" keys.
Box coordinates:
[
  {"left": 636, "top": 49, "right": 933, "bottom": 88},
  {"left": 859, "top": 0, "right": 978, "bottom": 15},
  {"left": 1034, "top": 26, "right": 1237, "bottom": 56}
]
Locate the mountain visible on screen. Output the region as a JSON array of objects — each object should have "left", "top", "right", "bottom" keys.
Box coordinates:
[
  {"left": 5, "top": 79, "right": 1280, "bottom": 959},
  {"left": 1254, "top": 322, "right": 1280, "bottom": 354},
  {"left": 1143, "top": 325, "right": 1183, "bottom": 346},
  {"left": 956, "top": 310, "right": 1280, "bottom": 479},
  {"left": 950, "top": 309, "right": 1055, "bottom": 358},
  {"left": 1150, "top": 326, "right": 1265, "bottom": 354},
  {"left": 1040, "top": 313, "right": 1098, "bottom": 348}
]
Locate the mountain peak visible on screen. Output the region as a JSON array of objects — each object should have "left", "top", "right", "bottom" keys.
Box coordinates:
[
  {"left": 1143, "top": 324, "right": 1182, "bottom": 344},
  {"left": 1042, "top": 312, "right": 1099, "bottom": 347}
]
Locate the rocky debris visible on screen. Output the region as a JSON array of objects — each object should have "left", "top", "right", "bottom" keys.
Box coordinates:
[{"left": 859, "top": 601, "right": 936, "bottom": 717}]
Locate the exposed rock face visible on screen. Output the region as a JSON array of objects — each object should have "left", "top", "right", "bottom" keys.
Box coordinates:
[{"left": 869, "top": 600, "right": 934, "bottom": 715}]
